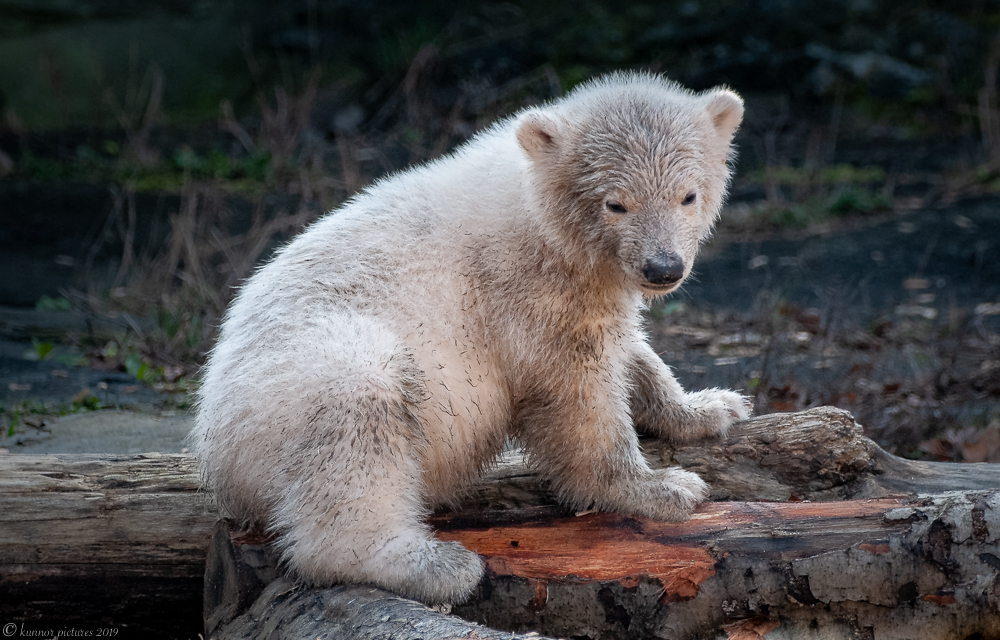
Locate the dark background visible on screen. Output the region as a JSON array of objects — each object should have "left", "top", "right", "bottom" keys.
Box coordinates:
[{"left": 1, "top": 0, "right": 1000, "bottom": 461}]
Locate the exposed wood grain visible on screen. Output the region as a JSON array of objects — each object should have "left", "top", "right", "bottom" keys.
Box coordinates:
[
  {"left": 452, "top": 493, "right": 1000, "bottom": 639},
  {"left": 434, "top": 498, "right": 911, "bottom": 577}
]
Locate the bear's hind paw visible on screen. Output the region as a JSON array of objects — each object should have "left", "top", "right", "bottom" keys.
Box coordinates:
[{"left": 376, "top": 538, "right": 485, "bottom": 605}]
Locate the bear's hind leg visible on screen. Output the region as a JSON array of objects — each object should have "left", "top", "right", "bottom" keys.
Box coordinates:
[
  {"left": 270, "top": 359, "right": 483, "bottom": 604},
  {"left": 275, "top": 477, "right": 484, "bottom": 604}
]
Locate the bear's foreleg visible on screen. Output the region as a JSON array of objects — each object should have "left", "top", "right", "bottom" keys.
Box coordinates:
[
  {"left": 628, "top": 343, "right": 752, "bottom": 442},
  {"left": 518, "top": 372, "right": 711, "bottom": 522}
]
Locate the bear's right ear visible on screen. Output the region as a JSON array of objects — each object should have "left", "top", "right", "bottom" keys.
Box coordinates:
[
  {"left": 704, "top": 89, "right": 744, "bottom": 141},
  {"left": 516, "top": 113, "right": 560, "bottom": 160}
]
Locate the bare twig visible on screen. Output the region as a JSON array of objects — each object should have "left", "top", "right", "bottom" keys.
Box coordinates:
[{"left": 978, "top": 32, "right": 1000, "bottom": 168}]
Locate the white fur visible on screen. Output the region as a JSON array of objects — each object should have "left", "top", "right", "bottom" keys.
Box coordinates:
[{"left": 192, "top": 72, "right": 751, "bottom": 605}]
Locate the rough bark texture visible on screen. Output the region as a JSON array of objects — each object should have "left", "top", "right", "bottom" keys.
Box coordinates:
[
  {"left": 3, "top": 408, "right": 1000, "bottom": 639},
  {"left": 203, "top": 523, "right": 552, "bottom": 639},
  {"left": 0, "top": 453, "right": 215, "bottom": 639},
  {"left": 213, "top": 577, "right": 556, "bottom": 640},
  {"left": 207, "top": 493, "right": 1000, "bottom": 640},
  {"left": 441, "top": 494, "right": 1000, "bottom": 639}
]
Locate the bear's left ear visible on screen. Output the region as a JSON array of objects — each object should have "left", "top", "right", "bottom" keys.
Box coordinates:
[
  {"left": 516, "top": 112, "right": 561, "bottom": 161},
  {"left": 704, "top": 89, "right": 744, "bottom": 141}
]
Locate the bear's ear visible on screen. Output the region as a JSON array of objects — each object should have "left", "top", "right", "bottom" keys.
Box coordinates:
[
  {"left": 704, "top": 89, "right": 744, "bottom": 140},
  {"left": 516, "top": 112, "right": 560, "bottom": 160}
]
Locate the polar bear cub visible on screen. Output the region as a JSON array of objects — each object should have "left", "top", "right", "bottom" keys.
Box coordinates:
[{"left": 193, "top": 72, "right": 750, "bottom": 605}]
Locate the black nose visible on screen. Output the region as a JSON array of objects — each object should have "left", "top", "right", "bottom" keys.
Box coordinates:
[{"left": 643, "top": 251, "right": 685, "bottom": 286}]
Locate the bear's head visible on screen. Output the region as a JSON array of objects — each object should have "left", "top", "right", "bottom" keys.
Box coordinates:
[{"left": 516, "top": 72, "right": 743, "bottom": 297}]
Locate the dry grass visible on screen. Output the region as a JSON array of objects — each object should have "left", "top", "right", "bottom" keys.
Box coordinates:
[{"left": 74, "top": 56, "right": 530, "bottom": 377}]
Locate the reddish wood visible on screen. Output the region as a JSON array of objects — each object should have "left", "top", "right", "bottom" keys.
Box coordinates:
[
  {"left": 436, "top": 511, "right": 715, "bottom": 588},
  {"left": 432, "top": 498, "right": 907, "bottom": 602},
  {"left": 721, "top": 618, "right": 781, "bottom": 639}
]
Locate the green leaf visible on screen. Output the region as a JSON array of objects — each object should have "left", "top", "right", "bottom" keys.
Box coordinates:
[
  {"left": 36, "top": 295, "right": 72, "bottom": 311},
  {"left": 32, "top": 339, "right": 54, "bottom": 360},
  {"left": 72, "top": 395, "right": 101, "bottom": 411},
  {"left": 8, "top": 409, "right": 20, "bottom": 437},
  {"left": 125, "top": 352, "right": 145, "bottom": 379}
]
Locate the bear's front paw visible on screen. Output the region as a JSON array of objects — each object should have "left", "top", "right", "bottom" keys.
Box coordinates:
[
  {"left": 621, "top": 467, "right": 709, "bottom": 522},
  {"left": 680, "top": 388, "right": 752, "bottom": 439}
]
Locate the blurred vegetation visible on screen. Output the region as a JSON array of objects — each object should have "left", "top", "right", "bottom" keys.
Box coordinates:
[
  {"left": 1, "top": 0, "right": 999, "bottom": 130},
  {"left": 3, "top": 0, "right": 1000, "bottom": 382}
]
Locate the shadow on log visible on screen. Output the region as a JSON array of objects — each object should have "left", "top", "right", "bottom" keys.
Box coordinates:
[{"left": 2, "top": 408, "right": 999, "bottom": 639}]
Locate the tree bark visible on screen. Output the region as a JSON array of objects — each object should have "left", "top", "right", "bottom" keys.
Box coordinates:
[
  {"left": 439, "top": 494, "right": 1000, "bottom": 639},
  {"left": 0, "top": 453, "right": 215, "bottom": 640},
  {"left": 204, "top": 492, "right": 1000, "bottom": 640},
  {"left": 2, "top": 408, "right": 999, "bottom": 639}
]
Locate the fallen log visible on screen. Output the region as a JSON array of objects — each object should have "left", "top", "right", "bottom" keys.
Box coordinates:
[
  {"left": 2, "top": 408, "right": 999, "bottom": 639},
  {"left": 207, "top": 493, "right": 1000, "bottom": 640},
  {"left": 443, "top": 495, "right": 1000, "bottom": 639},
  {"left": 0, "top": 453, "right": 215, "bottom": 640}
]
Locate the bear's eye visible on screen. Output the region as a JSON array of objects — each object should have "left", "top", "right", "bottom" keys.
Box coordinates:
[
  {"left": 682, "top": 192, "right": 697, "bottom": 206},
  {"left": 605, "top": 201, "right": 628, "bottom": 214}
]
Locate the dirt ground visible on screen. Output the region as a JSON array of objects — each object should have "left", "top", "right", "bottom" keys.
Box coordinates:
[{"left": 652, "top": 192, "right": 1000, "bottom": 461}]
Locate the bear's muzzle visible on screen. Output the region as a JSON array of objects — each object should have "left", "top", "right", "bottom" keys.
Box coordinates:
[{"left": 642, "top": 250, "right": 685, "bottom": 286}]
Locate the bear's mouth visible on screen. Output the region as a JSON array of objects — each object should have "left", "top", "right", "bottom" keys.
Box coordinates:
[{"left": 640, "top": 282, "right": 681, "bottom": 295}]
